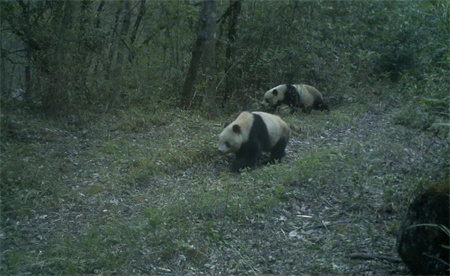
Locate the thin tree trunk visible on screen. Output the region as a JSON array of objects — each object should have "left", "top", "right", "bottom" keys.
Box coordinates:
[
  {"left": 180, "top": 36, "right": 205, "bottom": 108},
  {"left": 79, "top": 0, "right": 92, "bottom": 104},
  {"left": 202, "top": 0, "right": 217, "bottom": 112},
  {"left": 180, "top": 0, "right": 217, "bottom": 109},
  {"left": 92, "top": 1, "right": 105, "bottom": 75},
  {"left": 130, "top": 0, "right": 146, "bottom": 45},
  {"left": 45, "top": 1, "right": 74, "bottom": 113},
  {"left": 129, "top": 0, "right": 146, "bottom": 62},
  {"left": 107, "top": 0, "right": 124, "bottom": 76},
  {"left": 95, "top": 0, "right": 105, "bottom": 29},
  {"left": 116, "top": 1, "right": 131, "bottom": 67},
  {"left": 79, "top": 0, "right": 91, "bottom": 33},
  {"left": 17, "top": 0, "right": 32, "bottom": 105},
  {"left": 223, "top": 0, "right": 241, "bottom": 107}
]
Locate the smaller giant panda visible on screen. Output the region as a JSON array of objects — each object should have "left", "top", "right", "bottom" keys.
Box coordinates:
[
  {"left": 262, "top": 84, "right": 329, "bottom": 114},
  {"left": 218, "top": 111, "right": 290, "bottom": 172}
]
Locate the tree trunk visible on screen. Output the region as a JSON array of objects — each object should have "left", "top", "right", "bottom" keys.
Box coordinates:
[
  {"left": 107, "top": 0, "right": 124, "bottom": 76},
  {"left": 223, "top": 0, "right": 241, "bottom": 107},
  {"left": 180, "top": 36, "right": 205, "bottom": 109},
  {"left": 17, "top": 0, "right": 32, "bottom": 105},
  {"left": 116, "top": 1, "right": 132, "bottom": 67},
  {"left": 79, "top": 0, "right": 91, "bottom": 33},
  {"left": 129, "top": 0, "right": 147, "bottom": 62},
  {"left": 180, "top": 0, "right": 217, "bottom": 109},
  {"left": 79, "top": 0, "right": 92, "bottom": 104},
  {"left": 201, "top": 0, "right": 217, "bottom": 112},
  {"left": 130, "top": 0, "right": 146, "bottom": 45},
  {"left": 95, "top": 0, "right": 105, "bottom": 29},
  {"left": 43, "top": 1, "right": 74, "bottom": 113}
]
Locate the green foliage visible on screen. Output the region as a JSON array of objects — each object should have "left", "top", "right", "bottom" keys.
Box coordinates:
[
  {"left": 1, "top": 135, "right": 63, "bottom": 220},
  {"left": 393, "top": 67, "right": 450, "bottom": 131},
  {"left": 409, "top": 223, "right": 450, "bottom": 238},
  {"left": 2, "top": 98, "right": 449, "bottom": 274},
  {"left": 2, "top": 0, "right": 448, "bottom": 122},
  {"left": 1, "top": 1, "right": 450, "bottom": 275}
]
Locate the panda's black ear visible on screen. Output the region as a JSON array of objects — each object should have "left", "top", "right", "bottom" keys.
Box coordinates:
[
  {"left": 272, "top": 89, "right": 278, "bottom": 96},
  {"left": 223, "top": 121, "right": 230, "bottom": 128},
  {"left": 232, "top": 124, "right": 241, "bottom": 134}
]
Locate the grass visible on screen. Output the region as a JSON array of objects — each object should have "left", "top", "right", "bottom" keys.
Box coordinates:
[{"left": 1, "top": 89, "right": 449, "bottom": 275}]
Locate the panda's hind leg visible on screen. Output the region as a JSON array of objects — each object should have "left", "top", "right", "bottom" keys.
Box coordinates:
[
  {"left": 319, "top": 102, "right": 329, "bottom": 111},
  {"left": 313, "top": 99, "right": 329, "bottom": 112},
  {"left": 269, "top": 138, "right": 288, "bottom": 163}
]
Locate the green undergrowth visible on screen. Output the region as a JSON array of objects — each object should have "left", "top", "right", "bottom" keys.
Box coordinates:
[
  {"left": 1, "top": 96, "right": 449, "bottom": 274},
  {"left": 24, "top": 134, "right": 443, "bottom": 274}
]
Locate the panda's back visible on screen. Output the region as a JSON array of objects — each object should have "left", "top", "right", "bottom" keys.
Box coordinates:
[
  {"left": 252, "top": 112, "right": 290, "bottom": 150},
  {"left": 295, "top": 84, "right": 320, "bottom": 107}
]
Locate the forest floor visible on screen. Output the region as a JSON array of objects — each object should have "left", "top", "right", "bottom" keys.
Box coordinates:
[{"left": 1, "top": 93, "right": 449, "bottom": 275}]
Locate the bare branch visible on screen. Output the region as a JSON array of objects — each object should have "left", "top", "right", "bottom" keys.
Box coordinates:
[{"left": 347, "top": 253, "right": 402, "bottom": 263}]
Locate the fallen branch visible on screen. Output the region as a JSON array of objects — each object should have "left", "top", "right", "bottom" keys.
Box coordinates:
[
  {"left": 304, "top": 220, "right": 350, "bottom": 230},
  {"left": 347, "top": 253, "right": 402, "bottom": 263}
]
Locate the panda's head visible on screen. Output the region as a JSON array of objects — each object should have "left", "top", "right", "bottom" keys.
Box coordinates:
[
  {"left": 262, "top": 85, "right": 287, "bottom": 107},
  {"left": 218, "top": 124, "right": 242, "bottom": 153},
  {"left": 218, "top": 112, "right": 253, "bottom": 154}
]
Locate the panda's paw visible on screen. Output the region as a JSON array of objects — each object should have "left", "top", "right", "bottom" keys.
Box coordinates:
[{"left": 231, "top": 163, "right": 244, "bottom": 173}]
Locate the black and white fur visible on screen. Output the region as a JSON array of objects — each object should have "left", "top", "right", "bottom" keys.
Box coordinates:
[
  {"left": 262, "top": 84, "right": 329, "bottom": 114},
  {"left": 218, "top": 111, "right": 290, "bottom": 172}
]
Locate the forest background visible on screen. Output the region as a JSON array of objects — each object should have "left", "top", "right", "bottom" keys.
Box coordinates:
[{"left": 1, "top": 0, "right": 449, "bottom": 275}]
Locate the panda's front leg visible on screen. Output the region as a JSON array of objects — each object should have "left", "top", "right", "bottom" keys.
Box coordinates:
[
  {"left": 232, "top": 158, "right": 250, "bottom": 172},
  {"left": 232, "top": 149, "right": 249, "bottom": 172},
  {"left": 268, "top": 104, "right": 282, "bottom": 114},
  {"left": 232, "top": 143, "right": 260, "bottom": 172},
  {"left": 232, "top": 156, "right": 256, "bottom": 172}
]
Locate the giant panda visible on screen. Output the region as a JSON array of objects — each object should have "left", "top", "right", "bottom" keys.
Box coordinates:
[
  {"left": 218, "top": 111, "right": 290, "bottom": 172},
  {"left": 262, "top": 84, "right": 329, "bottom": 114}
]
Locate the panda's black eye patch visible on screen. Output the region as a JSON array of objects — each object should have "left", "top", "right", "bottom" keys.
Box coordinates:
[
  {"left": 265, "top": 99, "right": 269, "bottom": 103},
  {"left": 225, "top": 141, "right": 230, "bottom": 148}
]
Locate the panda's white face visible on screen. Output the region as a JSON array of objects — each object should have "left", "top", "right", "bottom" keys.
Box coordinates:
[
  {"left": 262, "top": 85, "right": 286, "bottom": 107},
  {"left": 218, "top": 126, "right": 243, "bottom": 153},
  {"left": 218, "top": 112, "right": 253, "bottom": 154}
]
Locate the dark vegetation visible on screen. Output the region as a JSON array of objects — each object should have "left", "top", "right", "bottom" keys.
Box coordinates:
[
  {"left": 398, "top": 179, "right": 450, "bottom": 275},
  {"left": 1, "top": 0, "right": 449, "bottom": 274}
]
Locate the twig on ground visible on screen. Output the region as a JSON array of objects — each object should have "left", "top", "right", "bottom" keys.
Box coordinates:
[
  {"left": 304, "top": 220, "right": 350, "bottom": 230},
  {"left": 347, "top": 253, "right": 402, "bottom": 263}
]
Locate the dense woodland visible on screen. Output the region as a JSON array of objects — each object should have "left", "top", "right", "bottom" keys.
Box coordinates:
[
  {"left": 1, "top": 0, "right": 448, "bottom": 116},
  {"left": 1, "top": 0, "right": 449, "bottom": 275}
]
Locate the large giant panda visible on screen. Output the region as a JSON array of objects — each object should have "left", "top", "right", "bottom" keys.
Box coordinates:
[
  {"left": 262, "top": 84, "right": 329, "bottom": 114},
  {"left": 218, "top": 111, "right": 290, "bottom": 172}
]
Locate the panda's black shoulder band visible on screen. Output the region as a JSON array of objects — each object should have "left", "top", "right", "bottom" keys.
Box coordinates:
[
  {"left": 250, "top": 113, "right": 271, "bottom": 148},
  {"left": 284, "top": 85, "right": 300, "bottom": 107}
]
